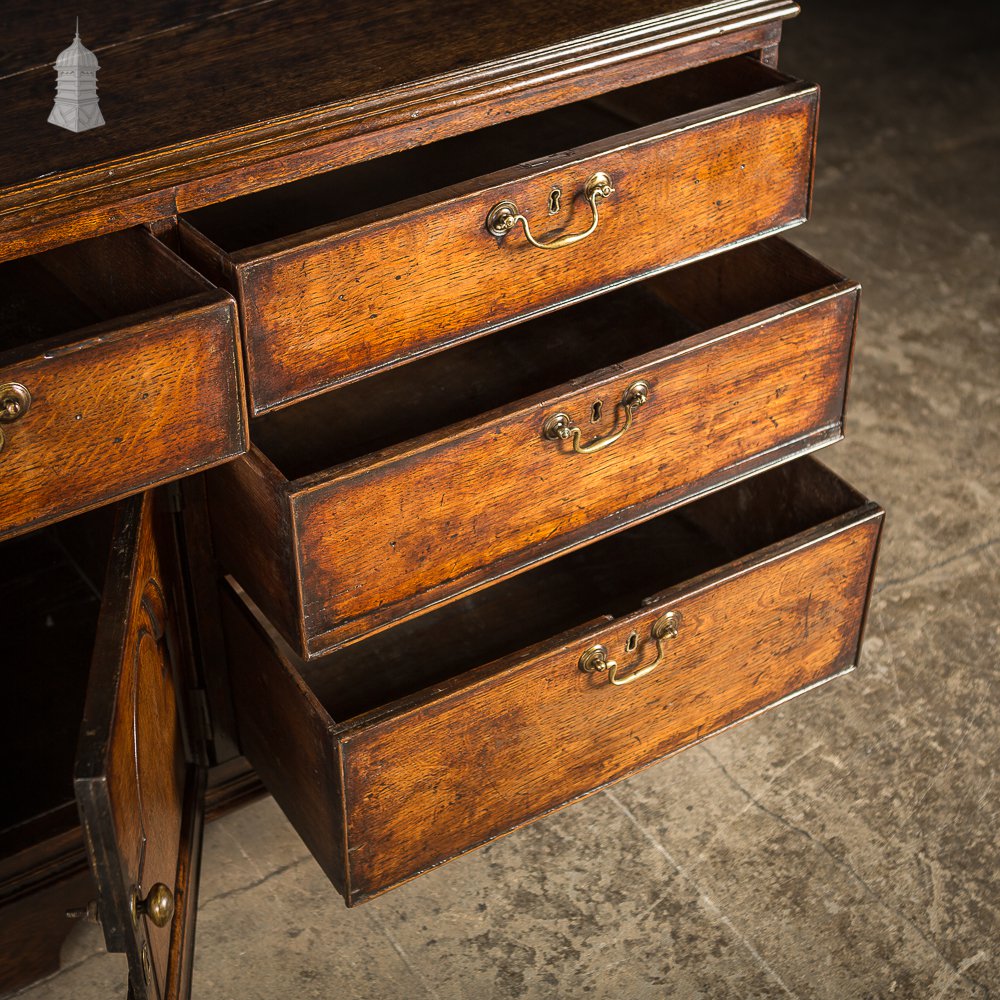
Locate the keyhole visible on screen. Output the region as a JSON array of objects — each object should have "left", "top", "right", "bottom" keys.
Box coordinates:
[
  {"left": 625, "top": 631, "right": 638, "bottom": 653},
  {"left": 548, "top": 187, "right": 562, "bottom": 215},
  {"left": 591, "top": 400, "right": 603, "bottom": 423}
]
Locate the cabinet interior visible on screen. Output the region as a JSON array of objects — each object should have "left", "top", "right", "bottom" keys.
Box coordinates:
[
  {"left": 185, "top": 55, "right": 788, "bottom": 253},
  {"left": 0, "top": 508, "right": 114, "bottom": 857},
  {"left": 265, "top": 458, "right": 863, "bottom": 725},
  {"left": 0, "top": 230, "right": 210, "bottom": 355},
  {"left": 253, "top": 237, "right": 839, "bottom": 480}
]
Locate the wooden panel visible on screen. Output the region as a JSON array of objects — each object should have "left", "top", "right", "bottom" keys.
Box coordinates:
[
  {"left": 339, "top": 508, "right": 882, "bottom": 902},
  {"left": 0, "top": 0, "right": 796, "bottom": 260},
  {"left": 75, "top": 494, "right": 204, "bottom": 1000},
  {"left": 235, "top": 77, "right": 818, "bottom": 411},
  {"left": 204, "top": 450, "right": 301, "bottom": 652},
  {"left": 221, "top": 586, "right": 347, "bottom": 896},
  {"left": 292, "top": 282, "right": 855, "bottom": 653}
]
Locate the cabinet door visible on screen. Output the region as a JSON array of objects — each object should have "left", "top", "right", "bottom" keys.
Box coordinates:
[{"left": 75, "top": 492, "right": 206, "bottom": 1000}]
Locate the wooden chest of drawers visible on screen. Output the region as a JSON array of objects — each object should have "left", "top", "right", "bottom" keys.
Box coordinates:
[{"left": 0, "top": 2, "right": 882, "bottom": 997}]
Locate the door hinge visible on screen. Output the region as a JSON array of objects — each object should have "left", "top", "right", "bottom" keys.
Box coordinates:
[
  {"left": 165, "top": 481, "right": 184, "bottom": 514},
  {"left": 188, "top": 687, "right": 213, "bottom": 766}
]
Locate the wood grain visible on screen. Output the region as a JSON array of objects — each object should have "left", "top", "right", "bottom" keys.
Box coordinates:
[
  {"left": 0, "top": 229, "right": 246, "bottom": 542},
  {"left": 208, "top": 237, "right": 858, "bottom": 657},
  {"left": 222, "top": 583, "right": 348, "bottom": 898},
  {"left": 186, "top": 57, "right": 818, "bottom": 413},
  {"left": 222, "top": 456, "right": 883, "bottom": 904},
  {"left": 75, "top": 493, "right": 203, "bottom": 1000},
  {"left": 0, "top": 0, "right": 797, "bottom": 260}
]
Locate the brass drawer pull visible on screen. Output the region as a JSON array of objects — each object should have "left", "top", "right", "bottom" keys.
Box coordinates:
[
  {"left": 543, "top": 381, "right": 648, "bottom": 455},
  {"left": 486, "top": 171, "right": 615, "bottom": 250},
  {"left": 0, "top": 383, "right": 31, "bottom": 456},
  {"left": 579, "top": 611, "right": 681, "bottom": 687}
]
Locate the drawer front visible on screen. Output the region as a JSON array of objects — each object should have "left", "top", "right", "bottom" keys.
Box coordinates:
[
  {"left": 0, "top": 296, "right": 244, "bottom": 539},
  {"left": 294, "top": 285, "right": 856, "bottom": 654},
  {"left": 236, "top": 82, "right": 818, "bottom": 413},
  {"left": 339, "top": 508, "right": 881, "bottom": 902}
]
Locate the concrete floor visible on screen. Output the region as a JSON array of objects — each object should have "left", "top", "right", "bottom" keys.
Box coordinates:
[{"left": 15, "top": 2, "right": 999, "bottom": 997}]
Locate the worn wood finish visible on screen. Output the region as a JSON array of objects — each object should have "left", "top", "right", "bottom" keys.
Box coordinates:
[
  {"left": 223, "top": 457, "right": 883, "bottom": 904},
  {"left": 208, "top": 238, "right": 857, "bottom": 657},
  {"left": 182, "top": 57, "right": 817, "bottom": 413},
  {"left": 0, "top": 1, "right": 797, "bottom": 261},
  {"left": 0, "top": 2, "right": 886, "bottom": 991},
  {"left": 0, "top": 228, "right": 246, "bottom": 541},
  {"left": 75, "top": 493, "right": 205, "bottom": 1000}
]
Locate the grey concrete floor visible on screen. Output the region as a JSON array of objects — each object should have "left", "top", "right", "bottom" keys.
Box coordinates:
[{"left": 16, "top": 2, "right": 999, "bottom": 997}]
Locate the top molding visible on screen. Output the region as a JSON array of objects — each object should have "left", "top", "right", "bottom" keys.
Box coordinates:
[{"left": 0, "top": 0, "right": 798, "bottom": 260}]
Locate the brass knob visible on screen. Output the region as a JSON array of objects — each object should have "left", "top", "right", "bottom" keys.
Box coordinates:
[
  {"left": 132, "top": 883, "right": 175, "bottom": 928},
  {"left": 0, "top": 383, "right": 30, "bottom": 423}
]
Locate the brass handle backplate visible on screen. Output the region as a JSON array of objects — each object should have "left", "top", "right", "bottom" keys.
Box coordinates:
[
  {"left": 544, "top": 381, "right": 648, "bottom": 455},
  {"left": 131, "top": 882, "right": 175, "bottom": 929},
  {"left": 579, "top": 611, "right": 681, "bottom": 687},
  {"left": 486, "top": 171, "right": 614, "bottom": 250},
  {"left": 0, "top": 383, "right": 31, "bottom": 456}
]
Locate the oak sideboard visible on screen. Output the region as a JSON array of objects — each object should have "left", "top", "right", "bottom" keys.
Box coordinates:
[{"left": 0, "top": 2, "right": 882, "bottom": 996}]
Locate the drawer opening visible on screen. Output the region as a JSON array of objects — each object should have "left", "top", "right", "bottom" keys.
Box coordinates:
[
  {"left": 251, "top": 237, "right": 844, "bottom": 481},
  {"left": 184, "top": 56, "right": 796, "bottom": 255},
  {"left": 0, "top": 507, "right": 114, "bottom": 856},
  {"left": 250, "top": 457, "right": 866, "bottom": 727},
  {"left": 0, "top": 229, "right": 216, "bottom": 355}
]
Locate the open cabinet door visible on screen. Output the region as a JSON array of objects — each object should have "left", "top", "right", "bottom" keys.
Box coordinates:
[{"left": 75, "top": 492, "right": 207, "bottom": 1000}]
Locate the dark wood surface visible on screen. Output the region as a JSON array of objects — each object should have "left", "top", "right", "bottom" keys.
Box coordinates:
[
  {"left": 0, "top": 0, "right": 797, "bottom": 260},
  {"left": 0, "top": 228, "right": 246, "bottom": 541},
  {"left": 0, "top": 866, "right": 94, "bottom": 995},
  {"left": 222, "top": 457, "right": 883, "bottom": 904},
  {"left": 181, "top": 56, "right": 817, "bottom": 413},
  {"left": 208, "top": 237, "right": 857, "bottom": 657},
  {"left": 75, "top": 493, "right": 204, "bottom": 1000}
]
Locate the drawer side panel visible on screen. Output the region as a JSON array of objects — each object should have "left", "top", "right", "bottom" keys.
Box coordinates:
[{"left": 222, "top": 588, "right": 348, "bottom": 895}]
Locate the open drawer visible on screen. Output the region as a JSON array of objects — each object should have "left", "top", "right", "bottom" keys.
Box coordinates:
[
  {"left": 207, "top": 238, "right": 860, "bottom": 657},
  {"left": 0, "top": 228, "right": 245, "bottom": 541},
  {"left": 180, "top": 55, "right": 819, "bottom": 414},
  {"left": 222, "top": 456, "right": 883, "bottom": 906}
]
